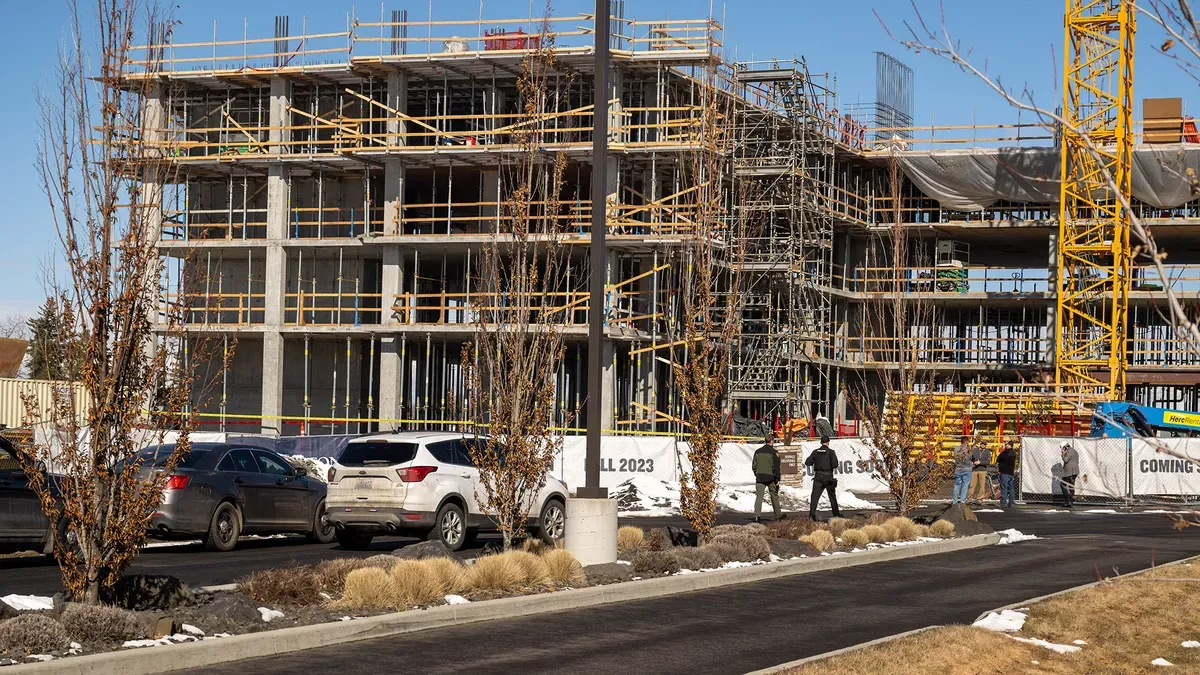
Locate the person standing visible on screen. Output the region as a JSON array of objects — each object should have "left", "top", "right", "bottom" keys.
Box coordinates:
[
  {"left": 752, "top": 433, "right": 782, "bottom": 522},
  {"left": 805, "top": 435, "right": 841, "bottom": 522},
  {"left": 952, "top": 436, "right": 973, "bottom": 504},
  {"left": 1060, "top": 441, "right": 1079, "bottom": 508},
  {"left": 996, "top": 440, "right": 1018, "bottom": 508},
  {"left": 968, "top": 441, "right": 991, "bottom": 504}
]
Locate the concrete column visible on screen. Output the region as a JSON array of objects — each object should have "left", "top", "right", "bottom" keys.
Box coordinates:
[
  {"left": 480, "top": 169, "right": 500, "bottom": 233},
  {"left": 142, "top": 84, "right": 166, "bottom": 327},
  {"left": 564, "top": 497, "right": 618, "bottom": 566},
  {"left": 378, "top": 246, "right": 405, "bottom": 425},
  {"left": 600, "top": 339, "right": 616, "bottom": 430},
  {"left": 383, "top": 72, "right": 408, "bottom": 235},
  {"left": 260, "top": 76, "right": 291, "bottom": 436},
  {"left": 269, "top": 76, "right": 292, "bottom": 152},
  {"left": 261, "top": 332, "right": 284, "bottom": 436}
]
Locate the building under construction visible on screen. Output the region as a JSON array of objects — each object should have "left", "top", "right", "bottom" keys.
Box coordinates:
[{"left": 131, "top": 3, "right": 1200, "bottom": 437}]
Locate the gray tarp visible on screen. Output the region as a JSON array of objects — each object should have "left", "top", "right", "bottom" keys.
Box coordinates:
[{"left": 898, "top": 144, "right": 1200, "bottom": 211}]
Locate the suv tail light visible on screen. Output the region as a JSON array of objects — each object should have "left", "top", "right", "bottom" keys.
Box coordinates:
[
  {"left": 164, "top": 474, "right": 190, "bottom": 491},
  {"left": 396, "top": 466, "right": 437, "bottom": 482},
  {"left": 327, "top": 467, "right": 337, "bottom": 483}
]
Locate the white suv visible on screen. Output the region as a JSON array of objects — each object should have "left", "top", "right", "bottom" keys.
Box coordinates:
[{"left": 324, "top": 432, "right": 568, "bottom": 551}]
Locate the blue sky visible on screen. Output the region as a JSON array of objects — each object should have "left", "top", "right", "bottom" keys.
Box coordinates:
[{"left": 0, "top": 0, "right": 1193, "bottom": 316}]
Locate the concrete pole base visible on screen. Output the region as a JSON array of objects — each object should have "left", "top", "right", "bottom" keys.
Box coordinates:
[{"left": 564, "top": 497, "right": 618, "bottom": 566}]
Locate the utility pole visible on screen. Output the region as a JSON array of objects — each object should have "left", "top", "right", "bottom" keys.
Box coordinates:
[{"left": 581, "top": 0, "right": 610, "bottom": 500}]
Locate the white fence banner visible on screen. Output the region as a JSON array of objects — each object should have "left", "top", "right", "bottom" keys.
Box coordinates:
[
  {"left": 550, "top": 436, "right": 888, "bottom": 494},
  {"left": 1131, "top": 438, "right": 1200, "bottom": 496},
  {"left": 1019, "top": 436, "right": 1128, "bottom": 499}
]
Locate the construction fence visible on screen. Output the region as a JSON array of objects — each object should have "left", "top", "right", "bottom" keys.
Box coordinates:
[{"left": 1020, "top": 436, "right": 1200, "bottom": 504}]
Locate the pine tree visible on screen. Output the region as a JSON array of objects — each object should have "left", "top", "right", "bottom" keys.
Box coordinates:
[{"left": 26, "top": 299, "right": 79, "bottom": 381}]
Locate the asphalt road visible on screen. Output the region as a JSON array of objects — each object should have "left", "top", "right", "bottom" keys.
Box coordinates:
[{"left": 178, "top": 510, "right": 1200, "bottom": 675}]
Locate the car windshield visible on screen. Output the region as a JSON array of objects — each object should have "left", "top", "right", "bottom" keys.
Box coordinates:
[
  {"left": 136, "top": 445, "right": 212, "bottom": 469},
  {"left": 338, "top": 441, "right": 419, "bottom": 467}
]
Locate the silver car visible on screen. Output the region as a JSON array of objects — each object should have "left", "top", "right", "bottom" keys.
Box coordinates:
[{"left": 140, "top": 443, "right": 335, "bottom": 551}]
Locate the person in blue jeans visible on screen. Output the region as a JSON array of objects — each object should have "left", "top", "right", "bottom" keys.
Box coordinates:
[
  {"left": 952, "top": 436, "right": 973, "bottom": 504},
  {"left": 995, "top": 440, "right": 1018, "bottom": 508}
]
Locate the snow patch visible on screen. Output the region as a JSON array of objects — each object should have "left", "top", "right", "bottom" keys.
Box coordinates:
[
  {"left": 181, "top": 624, "right": 205, "bottom": 637},
  {"left": 1073, "top": 639, "right": 1088, "bottom": 645},
  {"left": 973, "top": 509, "right": 1005, "bottom": 513},
  {"left": 1007, "top": 635, "right": 1082, "bottom": 654},
  {"left": 1152, "top": 657, "right": 1174, "bottom": 666},
  {"left": 1182, "top": 641, "right": 1200, "bottom": 648},
  {"left": 0, "top": 594, "right": 54, "bottom": 611},
  {"left": 257, "top": 607, "right": 285, "bottom": 622},
  {"left": 123, "top": 638, "right": 173, "bottom": 649},
  {"left": 614, "top": 474, "right": 880, "bottom": 516},
  {"left": 444, "top": 595, "right": 470, "bottom": 605},
  {"left": 25, "top": 655, "right": 55, "bottom": 662},
  {"left": 996, "top": 528, "right": 1039, "bottom": 545},
  {"left": 973, "top": 609, "right": 1028, "bottom": 632},
  {"left": 1083, "top": 509, "right": 1118, "bottom": 514}
]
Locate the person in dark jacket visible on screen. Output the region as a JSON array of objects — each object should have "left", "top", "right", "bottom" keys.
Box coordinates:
[
  {"left": 752, "top": 433, "right": 782, "bottom": 522},
  {"left": 805, "top": 435, "right": 841, "bottom": 522},
  {"left": 995, "top": 440, "right": 1018, "bottom": 508},
  {"left": 1060, "top": 441, "right": 1079, "bottom": 508}
]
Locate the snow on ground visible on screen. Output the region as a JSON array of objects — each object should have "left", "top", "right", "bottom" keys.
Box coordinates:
[
  {"left": 1073, "top": 640, "right": 1088, "bottom": 645},
  {"left": 25, "top": 655, "right": 55, "bottom": 662},
  {"left": 257, "top": 607, "right": 285, "bottom": 622},
  {"left": 1007, "top": 636, "right": 1082, "bottom": 654},
  {"left": 123, "top": 639, "right": 173, "bottom": 649},
  {"left": 1, "top": 595, "right": 53, "bottom": 611},
  {"left": 996, "top": 529, "right": 1039, "bottom": 545},
  {"left": 1182, "top": 641, "right": 1200, "bottom": 648},
  {"left": 973, "top": 609, "right": 1028, "bottom": 632},
  {"left": 444, "top": 595, "right": 470, "bottom": 605},
  {"left": 1152, "top": 657, "right": 1174, "bottom": 666},
  {"left": 1082, "top": 509, "right": 1118, "bottom": 514},
  {"left": 181, "top": 624, "right": 205, "bottom": 637},
  {"left": 614, "top": 475, "right": 880, "bottom": 516},
  {"left": 973, "top": 509, "right": 1005, "bottom": 513}
]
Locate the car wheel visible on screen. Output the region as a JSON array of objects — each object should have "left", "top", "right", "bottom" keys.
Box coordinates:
[
  {"left": 335, "top": 529, "right": 374, "bottom": 551},
  {"left": 538, "top": 499, "right": 566, "bottom": 546},
  {"left": 431, "top": 502, "right": 466, "bottom": 551},
  {"left": 205, "top": 502, "right": 241, "bottom": 552},
  {"left": 307, "top": 501, "right": 336, "bottom": 544},
  {"left": 50, "top": 519, "right": 80, "bottom": 560}
]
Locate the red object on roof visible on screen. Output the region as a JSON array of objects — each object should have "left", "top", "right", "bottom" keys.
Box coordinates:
[{"left": 1184, "top": 117, "right": 1199, "bottom": 143}]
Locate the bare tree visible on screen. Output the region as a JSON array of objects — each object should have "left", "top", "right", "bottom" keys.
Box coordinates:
[
  {"left": 463, "top": 13, "right": 573, "bottom": 551},
  {"left": 849, "top": 149, "right": 957, "bottom": 514},
  {"left": 21, "top": 0, "right": 225, "bottom": 603},
  {"left": 0, "top": 313, "right": 29, "bottom": 340},
  {"left": 671, "top": 53, "right": 750, "bottom": 542}
]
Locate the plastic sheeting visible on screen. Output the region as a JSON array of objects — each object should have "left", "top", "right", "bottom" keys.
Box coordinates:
[{"left": 898, "top": 144, "right": 1200, "bottom": 211}]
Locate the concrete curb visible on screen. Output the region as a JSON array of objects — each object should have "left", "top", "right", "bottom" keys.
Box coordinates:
[
  {"left": 742, "top": 625, "right": 945, "bottom": 675},
  {"left": 6, "top": 533, "right": 1000, "bottom": 675}
]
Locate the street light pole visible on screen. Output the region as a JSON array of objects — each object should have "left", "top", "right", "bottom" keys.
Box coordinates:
[{"left": 581, "top": 0, "right": 610, "bottom": 500}]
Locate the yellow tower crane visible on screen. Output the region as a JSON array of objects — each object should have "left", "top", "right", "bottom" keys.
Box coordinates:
[{"left": 1055, "top": 0, "right": 1136, "bottom": 399}]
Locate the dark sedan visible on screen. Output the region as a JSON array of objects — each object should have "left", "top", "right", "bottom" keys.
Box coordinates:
[
  {"left": 140, "top": 443, "right": 334, "bottom": 551},
  {"left": 0, "top": 436, "right": 55, "bottom": 555}
]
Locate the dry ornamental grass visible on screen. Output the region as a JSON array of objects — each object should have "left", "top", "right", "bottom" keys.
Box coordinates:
[
  {"left": 236, "top": 565, "right": 323, "bottom": 606},
  {"left": 389, "top": 561, "right": 443, "bottom": 607},
  {"left": 883, "top": 517, "right": 919, "bottom": 541},
  {"left": 800, "top": 530, "right": 836, "bottom": 553},
  {"left": 543, "top": 549, "right": 586, "bottom": 585},
  {"left": 860, "top": 524, "right": 889, "bottom": 543},
  {"left": 423, "top": 557, "right": 467, "bottom": 595},
  {"left": 617, "top": 526, "right": 647, "bottom": 555},
  {"left": 339, "top": 567, "right": 398, "bottom": 609},
  {"left": 509, "top": 551, "right": 552, "bottom": 587},
  {"left": 929, "top": 520, "right": 956, "bottom": 538},
  {"left": 466, "top": 552, "right": 526, "bottom": 592},
  {"left": 839, "top": 529, "right": 870, "bottom": 549},
  {"left": 314, "top": 558, "right": 373, "bottom": 595}
]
